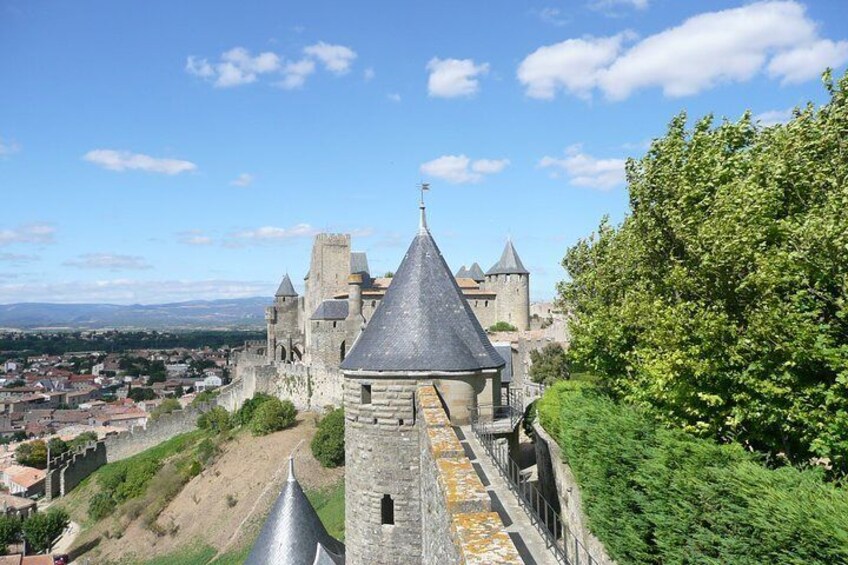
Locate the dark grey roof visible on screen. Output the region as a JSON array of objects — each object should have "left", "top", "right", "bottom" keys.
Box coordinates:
[
  {"left": 350, "top": 252, "right": 370, "bottom": 275},
  {"left": 467, "top": 262, "right": 486, "bottom": 282},
  {"left": 245, "top": 458, "right": 345, "bottom": 565},
  {"left": 493, "top": 343, "right": 513, "bottom": 384},
  {"left": 341, "top": 221, "right": 505, "bottom": 373},
  {"left": 486, "top": 240, "right": 529, "bottom": 275},
  {"left": 311, "top": 299, "right": 349, "bottom": 321},
  {"left": 455, "top": 265, "right": 470, "bottom": 278},
  {"left": 275, "top": 274, "right": 298, "bottom": 297}
]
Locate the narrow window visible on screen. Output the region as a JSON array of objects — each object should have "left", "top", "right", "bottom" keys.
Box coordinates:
[
  {"left": 340, "top": 340, "right": 346, "bottom": 362},
  {"left": 381, "top": 495, "right": 395, "bottom": 525},
  {"left": 371, "top": 300, "right": 376, "bottom": 308},
  {"left": 333, "top": 321, "right": 337, "bottom": 328},
  {"left": 485, "top": 300, "right": 489, "bottom": 307},
  {"left": 361, "top": 384, "right": 372, "bottom": 404}
]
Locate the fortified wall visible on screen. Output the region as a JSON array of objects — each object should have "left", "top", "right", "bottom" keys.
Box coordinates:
[
  {"left": 45, "top": 441, "right": 107, "bottom": 500},
  {"left": 417, "top": 385, "right": 523, "bottom": 564}
]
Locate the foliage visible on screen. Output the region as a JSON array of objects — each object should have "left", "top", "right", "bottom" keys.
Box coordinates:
[
  {"left": 232, "top": 392, "right": 273, "bottom": 426},
  {"left": 249, "top": 398, "right": 297, "bottom": 436},
  {"left": 128, "top": 387, "right": 157, "bottom": 402},
  {"left": 48, "top": 437, "right": 69, "bottom": 458},
  {"left": 191, "top": 389, "right": 220, "bottom": 407},
  {"left": 197, "top": 406, "right": 232, "bottom": 434},
  {"left": 88, "top": 491, "right": 117, "bottom": 521},
  {"left": 538, "top": 381, "right": 848, "bottom": 564},
  {"left": 488, "top": 321, "right": 517, "bottom": 332},
  {"left": 0, "top": 515, "right": 22, "bottom": 553},
  {"left": 560, "top": 71, "right": 848, "bottom": 471},
  {"left": 384, "top": 271, "right": 394, "bottom": 278},
  {"left": 150, "top": 398, "right": 181, "bottom": 421},
  {"left": 15, "top": 439, "right": 47, "bottom": 469},
  {"left": 68, "top": 431, "right": 99, "bottom": 451},
  {"left": 22, "top": 508, "right": 69, "bottom": 553},
  {"left": 529, "top": 343, "right": 570, "bottom": 385},
  {"left": 522, "top": 400, "right": 537, "bottom": 440},
  {"left": 311, "top": 408, "right": 345, "bottom": 468}
]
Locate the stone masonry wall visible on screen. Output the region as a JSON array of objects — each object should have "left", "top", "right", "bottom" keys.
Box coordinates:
[
  {"left": 233, "top": 351, "right": 343, "bottom": 411},
  {"left": 534, "top": 422, "right": 616, "bottom": 565},
  {"left": 45, "top": 441, "right": 107, "bottom": 500},
  {"left": 103, "top": 405, "right": 209, "bottom": 463},
  {"left": 418, "top": 385, "right": 523, "bottom": 564}
]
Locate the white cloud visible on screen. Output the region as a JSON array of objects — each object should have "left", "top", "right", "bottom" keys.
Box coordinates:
[
  {"left": 64, "top": 253, "right": 152, "bottom": 271},
  {"left": 539, "top": 145, "right": 626, "bottom": 190},
  {"left": 754, "top": 107, "right": 794, "bottom": 126},
  {"left": 229, "top": 223, "right": 319, "bottom": 245},
  {"left": 420, "top": 155, "right": 510, "bottom": 184},
  {"left": 187, "top": 47, "right": 281, "bottom": 88},
  {"left": 387, "top": 92, "right": 402, "bottom": 103},
  {"left": 588, "top": 0, "right": 649, "bottom": 15},
  {"left": 426, "top": 58, "right": 490, "bottom": 98},
  {"left": 84, "top": 149, "right": 197, "bottom": 175},
  {"left": 0, "top": 253, "right": 38, "bottom": 264},
  {"left": 0, "top": 223, "right": 56, "bottom": 246},
  {"left": 178, "top": 230, "right": 213, "bottom": 246},
  {"left": 303, "top": 42, "right": 357, "bottom": 74},
  {"left": 519, "top": 1, "right": 848, "bottom": 101},
  {"left": 230, "top": 173, "right": 254, "bottom": 187},
  {"left": 0, "top": 279, "right": 274, "bottom": 304},
  {"left": 277, "top": 59, "right": 316, "bottom": 90},
  {"left": 0, "top": 136, "right": 21, "bottom": 156},
  {"left": 537, "top": 7, "right": 570, "bottom": 27},
  {"left": 518, "top": 34, "right": 629, "bottom": 100},
  {"left": 364, "top": 67, "right": 375, "bottom": 81}
]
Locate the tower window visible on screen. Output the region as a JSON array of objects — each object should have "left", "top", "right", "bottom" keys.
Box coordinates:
[
  {"left": 361, "top": 384, "right": 372, "bottom": 404},
  {"left": 333, "top": 321, "right": 337, "bottom": 328},
  {"left": 381, "top": 494, "right": 395, "bottom": 525}
]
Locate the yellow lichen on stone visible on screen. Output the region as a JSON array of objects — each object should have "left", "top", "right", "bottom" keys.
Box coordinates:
[
  {"left": 426, "top": 424, "right": 466, "bottom": 459},
  {"left": 453, "top": 512, "right": 523, "bottom": 564},
  {"left": 436, "top": 457, "right": 489, "bottom": 514}
]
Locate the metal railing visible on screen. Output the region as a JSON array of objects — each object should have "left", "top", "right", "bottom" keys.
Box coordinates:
[
  {"left": 470, "top": 412, "right": 600, "bottom": 565},
  {"left": 501, "top": 386, "right": 525, "bottom": 412}
]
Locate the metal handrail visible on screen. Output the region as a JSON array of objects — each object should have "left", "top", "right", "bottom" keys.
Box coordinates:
[{"left": 470, "top": 411, "right": 600, "bottom": 565}]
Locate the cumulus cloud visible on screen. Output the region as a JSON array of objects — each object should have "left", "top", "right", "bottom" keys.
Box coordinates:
[
  {"left": 303, "top": 42, "right": 357, "bottom": 74},
  {"left": 178, "top": 230, "right": 213, "bottom": 246},
  {"left": 229, "top": 223, "right": 320, "bottom": 246},
  {"left": 230, "top": 173, "right": 254, "bottom": 187},
  {"left": 539, "top": 145, "right": 626, "bottom": 190},
  {"left": 0, "top": 278, "right": 275, "bottom": 304},
  {"left": 0, "top": 136, "right": 21, "bottom": 156},
  {"left": 426, "top": 58, "right": 490, "bottom": 98},
  {"left": 64, "top": 253, "right": 152, "bottom": 271},
  {"left": 518, "top": 1, "right": 848, "bottom": 101},
  {"left": 83, "top": 149, "right": 197, "bottom": 175},
  {"left": 0, "top": 223, "right": 56, "bottom": 246},
  {"left": 187, "top": 42, "right": 357, "bottom": 90},
  {"left": 387, "top": 92, "right": 402, "bottom": 103},
  {"left": 537, "top": 7, "right": 570, "bottom": 27},
  {"left": 0, "top": 253, "right": 38, "bottom": 264},
  {"left": 420, "top": 155, "right": 510, "bottom": 184},
  {"left": 588, "top": 0, "right": 649, "bottom": 15},
  {"left": 754, "top": 107, "right": 795, "bottom": 126}
]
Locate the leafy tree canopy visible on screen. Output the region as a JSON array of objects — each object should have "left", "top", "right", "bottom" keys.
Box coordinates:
[
  {"left": 529, "top": 343, "right": 570, "bottom": 385},
  {"left": 560, "top": 71, "right": 848, "bottom": 472},
  {"left": 15, "top": 440, "right": 47, "bottom": 469}
]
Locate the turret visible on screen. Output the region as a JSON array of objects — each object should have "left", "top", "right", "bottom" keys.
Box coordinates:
[
  {"left": 485, "top": 240, "right": 530, "bottom": 331},
  {"left": 346, "top": 273, "right": 365, "bottom": 351},
  {"left": 267, "top": 274, "right": 302, "bottom": 362}
]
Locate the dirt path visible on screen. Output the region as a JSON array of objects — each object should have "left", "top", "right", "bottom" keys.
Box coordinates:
[
  {"left": 52, "top": 520, "right": 80, "bottom": 554},
  {"left": 79, "top": 413, "right": 343, "bottom": 563}
]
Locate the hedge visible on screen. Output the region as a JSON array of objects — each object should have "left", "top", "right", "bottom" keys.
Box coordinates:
[
  {"left": 537, "top": 381, "right": 848, "bottom": 564},
  {"left": 311, "top": 408, "right": 345, "bottom": 468}
]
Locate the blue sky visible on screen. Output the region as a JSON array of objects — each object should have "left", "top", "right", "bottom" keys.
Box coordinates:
[{"left": 1, "top": 0, "right": 846, "bottom": 304}]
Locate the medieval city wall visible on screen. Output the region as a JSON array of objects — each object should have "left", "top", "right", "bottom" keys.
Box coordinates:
[
  {"left": 103, "top": 404, "right": 210, "bottom": 463},
  {"left": 233, "top": 351, "right": 343, "bottom": 411},
  {"left": 45, "top": 441, "right": 107, "bottom": 500},
  {"left": 534, "top": 422, "right": 616, "bottom": 565},
  {"left": 417, "top": 384, "right": 523, "bottom": 564}
]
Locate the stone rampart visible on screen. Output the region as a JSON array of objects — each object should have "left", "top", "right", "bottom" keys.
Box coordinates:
[
  {"left": 103, "top": 405, "right": 210, "bottom": 463},
  {"left": 234, "top": 352, "right": 343, "bottom": 412},
  {"left": 418, "top": 385, "right": 522, "bottom": 564},
  {"left": 534, "top": 422, "right": 616, "bottom": 565},
  {"left": 45, "top": 441, "right": 107, "bottom": 500}
]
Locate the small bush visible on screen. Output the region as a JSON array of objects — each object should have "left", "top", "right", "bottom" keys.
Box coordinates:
[
  {"left": 529, "top": 342, "right": 569, "bottom": 385},
  {"left": 488, "top": 321, "right": 517, "bottom": 332},
  {"left": 0, "top": 515, "right": 22, "bottom": 552},
  {"left": 249, "top": 398, "right": 297, "bottom": 436},
  {"left": 22, "top": 509, "right": 69, "bottom": 553},
  {"left": 311, "top": 408, "right": 345, "bottom": 468},
  {"left": 197, "top": 406, "right": 232, "bottom": 434},
  {"left": 88, "top": 491, "right": 117, "bottom": 521},
  {"left": 233, "top": 392, "right": 274, "bottom": 426},
  {"left": 150, "top": 398, "right": 181, "bottom": 421}
]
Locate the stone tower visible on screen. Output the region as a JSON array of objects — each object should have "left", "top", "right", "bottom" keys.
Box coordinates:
[
  {"left": 265, "top": 274, "right": 302, "bottom": 361},
  {"left": 340, "top": 205, "right": 505, "bottom": 565},
  {"left": 484, "top": 240, "right": 531, "bottom": 331},
  {"left": 304, "top": 233, "right": 351, "bottom": 348}
]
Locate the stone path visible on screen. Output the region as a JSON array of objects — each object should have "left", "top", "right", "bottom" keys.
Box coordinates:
[{"left": 458, "top": 426, "right": 560, "bottom": 565}]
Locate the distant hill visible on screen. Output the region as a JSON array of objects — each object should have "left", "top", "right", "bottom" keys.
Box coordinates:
[{"left": 0, "top": 297, "right": 270, "bottom": 330}]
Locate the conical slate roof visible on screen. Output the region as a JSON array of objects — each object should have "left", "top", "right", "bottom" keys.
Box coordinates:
[
  {"left": 275, "top": 274, "right": 298, "bottom": 297},
  {"left": 350, "top": 252, "right": 370, "bottom": 275},
  {"left": 486, "top": 240, "right": 529, "bottom": 275},
  {"left": 467, "top": 262, "right": 486, "bottom": 282},
  {"left": 455, "top": 265, "right": 470, "bottom": 278},
  {"left": 341, "top": 210, "right": 505, "bottom": 373},
  {"left": 245, "top": 458, "right": 345, "bottom": 565}
]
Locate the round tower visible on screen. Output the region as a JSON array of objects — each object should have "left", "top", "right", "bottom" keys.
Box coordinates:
[
  {"left": 340, "top": 205, "right": 504, "bottom": 565},
  {"left": 484, "top": 240, "right": 531, "bottom": 331}
]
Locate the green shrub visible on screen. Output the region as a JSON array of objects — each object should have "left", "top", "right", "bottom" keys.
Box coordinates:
[
  {"left": 88, "top": 491, "right": 117, "bottom": 521},
  {"left": 0, "top": 515, "right": 22, "bottom": 552},
  {"left": 249, "top": 398, "right": 297, "bottom": 436},
  {"left": 22, "top": 509, "right": 69, "bottom": 553},
  {"left": 311, "top": 408, "right": 345, "bottom": 468},
  {"left": 488, "top": 321, "right": 517, "bottom": 332},
  {"left": 233, "top": 392, "right": 274, "bottom": 426},
  {"left": 522, "top": 401, "right": 537, "bottom": 440},
  {"left": 150, "top": 398, "right": 181, "bottom": 421},
  {"left": 529, "top": 343, "right": 569, "bottom": 385},
  {"left": 539, "top": 382, "right": 848, "bottom": 564},
  {"left": 191, "top": 389, "right": 219, "bottom": 407},
  {"left": 197, "top": 406, "right": 232, "bottom": 434},
  {"left": 68, "top": 431, "right": 99, "bottom": 451},
  {"left": 15, "top": 439, "right": 47, "bottom": 469}
]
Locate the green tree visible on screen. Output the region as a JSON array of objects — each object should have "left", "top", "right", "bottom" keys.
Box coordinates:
[
  {"left": 68, "top": 431, "right": 99, "bottom": 451},
  {"left": 0, "top": 515, "right": 22, "bottom": 553},
  {"left": 232, "top": 393, "right": 273, "bottom": 426},
  {"left": 250, "top": 398, "right": 297, "bottom": 436},
  {"left": 197, "top": 406, "right": 232, "bottom": 434},
  {"left": 15, "top": 440, "right": 47, "bottom": 469},
  {"left": 22, "top": 509, "right": 69, "bottom": 553},
  {"left": 150, "top": 398, "right": 181, "bottom": 421},
  {"left": 47, "top": 437, "right": 69, "bottom": 458},
  {"left": 488, "top": 321, "right": 518, "bottom": 332},
  {"left": 128, "top": 387, "right": 156, "bottom": 402},
  {"left": 311, "top": 408, "right": 345, "bottom": 468},
  {"left": 529, "top": 343, "right": 570, "bottom": 385},
  {"left": 560, "top": 71, "right": 848, "bottom": 472}
]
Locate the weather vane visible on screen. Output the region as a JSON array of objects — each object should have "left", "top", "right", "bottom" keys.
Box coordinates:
[{"left": 418, "top": 182, "right": 430, "bottom": 207}]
